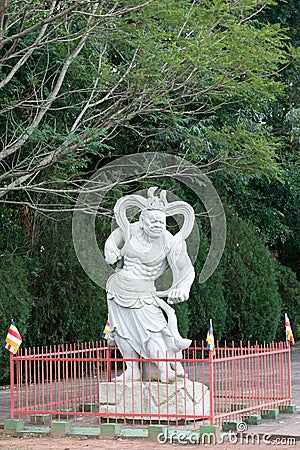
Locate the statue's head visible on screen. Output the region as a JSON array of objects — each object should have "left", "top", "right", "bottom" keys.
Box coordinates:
[
  {"left": 138, "top": 187, "right": 167, "bottom": 237},
  {"left": 139, "top": 209, "right": 166, "bottom": 238},
  {"left": 114, "top": 186, "right": 194, "bottom": 243}
]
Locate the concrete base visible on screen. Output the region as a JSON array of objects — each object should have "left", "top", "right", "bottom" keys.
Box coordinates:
[
  {"left": 148, "top": 424, "right": 168, "bottom": 440},
  {"left": 100, "top": 423, "right": 122, "bottom": 438},
  {"left": 30, "top": 414, "right": 51, "bottom": 425},
  {"left": 222, "top": 421, "right": 240, "bottom": 432},
  {"left": 50, "top": 421, "right": 71, "bottom": 437},
  {"left": 99, "top": 378, "right": 210, "bottom": 420},
  {"left": 4, "top": 419, "right": 24, "bottom": 433},
  {"left": 261, "top": 408, "right": 279, "bottom": 419},
  {"left": 244, "top": 414, "right": 262, "bottom": 425},
  {"left": 199, "top": 425, "right": 221, "bottom": 443},
  {"left": 279, "top": 404, "right": 297, "bottom": 413},
  {"left": 80, "top": 402, "right": 98, "bottom": 412}
]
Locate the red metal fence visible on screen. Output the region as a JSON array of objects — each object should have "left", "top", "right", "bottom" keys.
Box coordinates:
[{"left": 10, "top": 341, "right": 292, "bottom": 427}]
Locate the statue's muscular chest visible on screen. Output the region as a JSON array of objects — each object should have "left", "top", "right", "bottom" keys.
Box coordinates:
[{"left": 123, "top": 236, "right": 168, "bottom": 267}]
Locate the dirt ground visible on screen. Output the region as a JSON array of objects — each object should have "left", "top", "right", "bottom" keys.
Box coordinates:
[{"left": 0, "top": 436, "right": 299, "bottom": 450}]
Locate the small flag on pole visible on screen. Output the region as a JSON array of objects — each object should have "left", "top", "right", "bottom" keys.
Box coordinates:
[
  {"left": 206, "top": 318, "right": 215, "bottom": 356},
  {"left": 3, "top": 320, "right": 22, "bottom": 354},
  {"left": 285, "top": 313, "right": 295, "bottom": 345},
  {"left": 102, "top": 320, "right": 110, "bottom": 340}
]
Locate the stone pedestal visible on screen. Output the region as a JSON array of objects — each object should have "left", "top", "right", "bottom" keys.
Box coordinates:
[{"left": 99, "top": 378, "right": 210, "bottom": 420}]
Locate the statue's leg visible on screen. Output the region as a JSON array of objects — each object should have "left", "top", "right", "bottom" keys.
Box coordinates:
[
  {"left": 146, "top": 332, "right": 176, "bottom": 383},
  {"left": 169, "top": 350, "right": 185, "bottom": 377},
  {"left": 114, "top": 334, "right": 141, "bottom": 381}
]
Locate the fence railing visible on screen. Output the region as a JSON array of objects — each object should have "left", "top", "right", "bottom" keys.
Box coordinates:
[{"left": 10, "top": 340, "right": 292, "bottom": 427}]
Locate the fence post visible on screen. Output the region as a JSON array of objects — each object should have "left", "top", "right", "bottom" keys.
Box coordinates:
[
  {"left": 106, "top": 345, "right": 111, "bottom": 382},
  {"left": 287, "top": 342, "right": 292, "bottom": 403},
  {"left": 10, "top": 351, "right": 14, "bottom": 419},
  {"left": 209, "top": 349, "right": 214, "bottom": 425}
]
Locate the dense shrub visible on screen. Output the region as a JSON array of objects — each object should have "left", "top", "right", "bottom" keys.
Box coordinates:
[
  {"left": 28, "top": 215, "right": 108, "bottom": 346},
  {"left": 188, "top": 223, "right": 226, "bottom": 342},
  {"left": 222, "top": 209, "right": 282, "bottom": 343},
  {"left": 275, "top": 263, "right": 300, "bottom": 341},
  {"left": 0, "top": 254, "right": 33, "bottom": 384}
]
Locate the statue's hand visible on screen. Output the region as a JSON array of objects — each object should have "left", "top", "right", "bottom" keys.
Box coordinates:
[
  {"left": 167, "top": 289, "right": 188, "bottom": 304},
  {"left": 105, "top": 248, "right": 122, "bottom": 265}
]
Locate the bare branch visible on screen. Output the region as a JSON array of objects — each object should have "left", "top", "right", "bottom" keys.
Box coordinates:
[
  {"left": 0, "top": 5, "right": 99, "bottom": 161},
  {"left": 0, "top": 0, "right": 286, "bottom": 212},
  {"left": 0, "top": 1, "right": 83, "bottom": 51}
]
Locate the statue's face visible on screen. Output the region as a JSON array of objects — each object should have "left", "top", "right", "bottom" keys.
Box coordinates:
[{"left": 140, "top": 210, "right": 166, "bottom": 238}]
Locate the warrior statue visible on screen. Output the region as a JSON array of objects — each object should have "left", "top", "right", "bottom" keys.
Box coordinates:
[{"left": 104, "top": 187, "right": 195, "bottom": 382}]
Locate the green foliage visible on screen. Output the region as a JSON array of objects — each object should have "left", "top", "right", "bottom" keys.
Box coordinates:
[
  {"left": 188, "top": 207, "right": 284, "bottom": 345},
  {"left": 188, "top": 222, "right": 226, "bottom": 342},
  {"left": 0, "top": 0, "right": 291, "bottom": 202},
  {"left": 275, "top": 263, "right": 300, "bottom": 340},
  {"left": 109, "top": 0, "right": 289, "bottom": 177},
  {"left": 0, "top": 254, "right": 33, "bottom": 384},
  {"left": 0, "top": 0, "right": 299, "bottom": 386},
  {"left": 262, "top": 0, "right": 300, "bottom": 111},
  {"left": 222, "top": 208, "right": 282, "bottom": 343},
  {"left": 173, "top": 302, "right": 190, "bottom": 339},
  {"left": 28, "top": 215, "right": 108, "bottom": 346},
  {"left": 0, "top": 206, "right": 26, "bottom": 253},
  {"left": 217, "top": 155, "right": 300, "bottom": 281}
]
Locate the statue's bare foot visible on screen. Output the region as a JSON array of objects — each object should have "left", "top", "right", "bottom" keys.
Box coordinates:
[
  {"left": 170, "top": 362, "right": 186, "bottom": 378},
  {"left": 113, "top": 369, "right": 141, "bottom": 382},
  {"left": 159, "top": 368, "right": 176, "bottom": 383}
]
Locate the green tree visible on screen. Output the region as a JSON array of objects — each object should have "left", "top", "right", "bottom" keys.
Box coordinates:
[
  {"left": 188, "top": 206, "right": 284, "bottom": 344},
  {"left": 222, "top": 208, "right": 282, "bottom": 343},
  {"left": 28, "top": 214, "right": 108, "bottom": 345},
  {"left": 0, "top": 0, "right": 290, "bottom": 210},
  {"left": 188, "top": 223, "right": 226, "bottom": 342},
  {"left": 275, "top": 263, "right": 300, "bottom": 340},
  {"left": 0, "top": 254, "right": 33, "bottom": 384},
  {"left": 217, "top": 0, "right": 300, "bottom": 281},
  {"left": 0, "top": 0, "right": 297, "bottom": 373}
]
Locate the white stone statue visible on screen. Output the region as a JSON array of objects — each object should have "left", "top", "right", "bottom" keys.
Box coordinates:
[{"left": 104, "top": 187, "right": 195, "bottom": 382}]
